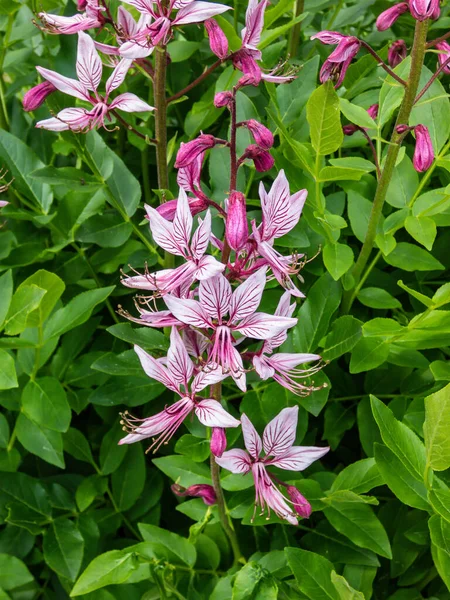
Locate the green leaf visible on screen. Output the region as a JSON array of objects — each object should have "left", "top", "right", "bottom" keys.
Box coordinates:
[
  {"left": 322, "top": 316, "right": 362, "bottom": 361},
  {"left": 0, "top": 414, "right": 9, "bottom": 449},
  {"left": 429, "top": 515, "right": 450, "bottom": 591},
  {"left": 153, "top": 455, "right": 211, "bottom": 487},
  {"left": 4, "top": 284, "right": 47, "bottom": 336},
  {"left": 293, "top": 273, "right": 342, "bottom": 353},
  {"left": 0, "top": 554, "right": 34, "bottom": 590},
  {"left": 0, "top": 271, "right": 13, "bottom": 329},
  {"left": 424, "top": 384, "right": 450, "bottom": 471},
  {"left": 331, "top": 571, "right": 365, "bottom": 600},
  {"left": 21, "top": 377, "right": 71, "bottom": 433},
  {"left": 285, "top": 547, "right": 339, "bottom": 600},
  {"left": 323, "top": 491, "right": 392, "bottom": 558},
  {"left": 232, "top": 562, "right": 263, "bottom": 600},
  {"left": 139, "top": 523, "right": 197, "bottom": 568},
  {"left": 76, "top": 476, "right": 107, "bottom": 512},
  {"left": 30, "top": 166, "right": 101, "bottom": 188},
  {"left": 339, "top": 98, "right": 376, "bottom": 129},
  {"left": 378, "top": 59, "right": 407, "bottom": 127},
  {"left": 405, "top": 215, "right": 437, "bottom": 251},
  {"left": 397, "top": 279, "right": 433, "bottom": 307},
  {"left": 429, "top": 482, "right": 450, "bottom": 523},
  {"left": 349, "top": 338, "right": 390, "bottom": 373},
  {"left": 0, "top": 350, "right": 18, "bottom": 390},
  {"left": 107, "top": 323, "right": 168, "bottom": 351},
  {"left": 175, "top": 434, "right": 211, "bottom": 462},
  {"left": 43, "top": 518, "right": 84, "bottom": 582},
  {"left": 111, "top": 444, "right": 145, "bottom": 511},
  {"left": 77, "top": 213, "right": 132, "bottom": 248},
  {"left": 44, "top": 286, "right": 114, "bottom": 340},
  {"left": 0, "top": 129, "right": 53, "bottom": 213},
  {"left": 331, "top": 458, "right": 384, "bottom": 495},
  {"left": 71, "top": 550, "right": 138, "bottom": 596},
  {"left": 357, "top": 288, "right": 401, "bottom": 310},
  {"left": 307, "top": 82, "right": 343, "bottom": 156},
  {"left": 374, "top": 443, "right": 429, "bottom": 511},
  {"left": 17, "top": 270, "right": 65, "bottom": 328},
  {"left": 99, "top": 423, "right": 127, "bottom": 475},
  {"left": 324, "top": 404, "right": 354, "bottom": 450},
  {"left": 63, "top": 428, "right": 95, "bottom": 466},
  {"left": 323, "top": 243, "right": 354, "bottom": 281},
  {"left": 89, "top": 376, "right": 164, "bottom": 407},
  {"left": 0, "top": 472, "right": 52, "bottom": 533},
  {"left": 16, "top": 413, "right": 64, "bottom": 469},
  {"left": 383, "top": 242, "right": 444, "bottom": 271}
]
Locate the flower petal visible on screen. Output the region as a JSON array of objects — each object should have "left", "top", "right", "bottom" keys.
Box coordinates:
[
  {"left": 269, "top": 445, "right": 330, "bottom": 471},
  {"left": 109, "top": 92, "right": 155, "bottom": 112},
  {"left": 242, "top": 0, "right": 268, "bottom": 49},
  {"left": 121, "top": 0, "right": 154, "bottom": 13},
  {"left": 134, "top": 345, "right": 179, "bottom": 392},
  {"left": 241, "top": 413, "right": 262, "bottom": 459},
  {"left": 163, "top": 295, "right": 212, "bottom": 328},
  {"left": 199, "top": 273, "right": 232, "bottom": 321},
  {"left": 191, "top": 364, "right": 228, "bottom": 393},
  {"left": 229, "top": 267, "right": 266, "bottom": 323},
  {"left": 36, "top": 66, "right": 90, "bottom": 102},
  {"left": 77, "top": 31, "right": 103, "bottom": 91},
  {"left": 167, "top": 327, "right": 194, "bottom": 386},
  {"left": 263, "top": 406, "right": 298, "bottom": 457},
  {"left": 195, "top": 255, "right": 225, "bottom": 281},
  {"left": 236, "top": 312, "right": 297, "bottom": 340},
  {"left": 106, "top": 58, "right": 132, "bottom": 94},
  {"left": 195, "top": 399, "right": 240, "bottom": 428},
  {"left": 215, "top": 449, "right": 251, "bottom": 474},
  {"left": 191, "top": 210, "right": 211, "bottom": 259},
  {"left": 144, "top": 204, "right": 181, "bottom": 255},
  {"left": 173, "top": 188, "right": 193, "bottom": 253},
  {"left": 174, "top": 1, "right": 231, "bottom": 25}
]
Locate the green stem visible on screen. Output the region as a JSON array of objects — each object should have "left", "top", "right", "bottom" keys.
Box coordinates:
[
  {"left": 0, "top": 15, "right": 13, "bottom": 130},
  {"left": 342, "top": 20, "right": 429, "bottom": 314},
  {"left": 408, "top": 138, "right": 450, "bottom": 208},
  {"left": 288, "top": 0, "right": 304, "bottom": 58}
]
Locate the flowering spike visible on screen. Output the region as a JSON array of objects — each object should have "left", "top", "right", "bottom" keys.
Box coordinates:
[
  {"left": 240, "top": 120, "right": 274, "bottom": 150},
  {"left": 242, "top": 145, "right": 274, "bottom": 172},
  {"left": 214, "top": 91, "right": 233, "bottom": 108}
]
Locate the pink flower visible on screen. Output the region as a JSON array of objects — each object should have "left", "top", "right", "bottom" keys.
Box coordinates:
[
  {"left": 312, "top": 33, "right": 360, "bottom": 88},
  {"left": 94, "top": 6, "right": 153, "bottom": 59},
  {"left": 205, "top": 19, "right": 229, "bottom": 59},
  {"left": 286, "top": 486, "right": 311, "bottom": 518},
  {"left": 409, "top": 0, "right": 440, "bottom": 20},
  {"left": 214, "top": 91, "right": 233, "bottom": 108},
  {"left": 226, "top": 191, "right": 248, "bottom": 252},
  {"left": 119, "top": 328, "right": 239, "bottom": 451},
  {"left": 413, "top": 124, "right": 434, "bottom": 172},
  {"left": 35, "top": 32, "right": 154, "bottom": 132},
  {"left": 367, "top": 103, "right": 379, "bottom": 120},
  {"left": 376, "top": 3, "right": 409, "bottom": 30},
  {"left": 163, "top": 268, "right": 298, "bottom": 391},
  {"left": 251, "top": 170, "right": 307, "bottom": 297},
  {"left": 119, "top": 0, "right": 231, "bottom": 58},
  {"left": 216, "top": 407, "right": 329, "bottom": 524},
  {"left": 22, "top": 81, "right": 57, "bottom": 112},
  {"left": 240, "top": 120, "right": 274, "bottom": 150},
  {"left": 210, "top": 427, "right": 227, "bottom": 457},
  {"left": 122, "top": 187, "right": 224, "bottom": 295},
  {"left": 38, "top": 0, "right": 104, "bottom": 34},
  {"left": 172, "top": 483, "right": 217, "bottom": 505},
  {"left": 388, "top": 39, "right": 408, "bottom": 67},
  {"left": 436, "top": 41, "right": 450, "bottom": 74},
  {"left": 252, "top": 292, "right": 323, "bottom": 395},
  {"left": 175, "top": 134, "right": 218, "bottom": 169}
]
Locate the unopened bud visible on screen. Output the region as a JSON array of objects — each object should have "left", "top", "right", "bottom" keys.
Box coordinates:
[
  {"left": 243, "top": 145, "right": 275, "bottom": 172},
  {"left": 436, "top": 41, "right": 450, "bottom": 74},
  {"left": 175, "top": 134, "right": 216, "bottom": 169},
  {"left": 409, "top": 0, "right": 440, "bottom": 21},
  {"left": 23, "top": 81, "right": 57, "bottom": 112},
  {"left": 286, "top": 486, "right": 312, "bottom": 518},
  {"left": 343, "top": 124, "right": 358, "bottom": 136},
  {"left": 225, "top": 192, "right": 248, "bottom": 252},
  {"left": 396, "top": 124, "right": 411, "bottom": 134},
  {"left": 388, "top": 40, "right": 407, "bottom": 68},
  {"left": 205, "top": 19, "right": 228, "bottom": 60},
  {"left": 413, "top": 124, "right": 434, "bottom": 172},
  {"left": 214, "top": 91, "right": 233, "bottom": 108},
  {"left": 210, "top": 427, "right": 227, "bottom": 457},
  {"left": 376, "top": 3, "right": 408, "bottom": 31},
  {"left": 77, "top": 0, "right": 88, "bottom": 9},
  {"left": 171, "top": 483, "right": 216, "bottom": 505},
  {"left": 367, "top": 103, "right": 379, "bottom": 120},
  {"left": 241, "top": 119, "right": 274, "bottom": 150},
  {"left": 156, "top": 196, "right": 209, "bottom": 221}
]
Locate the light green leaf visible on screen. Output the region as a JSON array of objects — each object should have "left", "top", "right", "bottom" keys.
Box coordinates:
[
  {"left": 139, "top": 523, "right": 197, "bottom": 568},
  {"left": 4, "top": 284, "right": 47, "bottom": 336},
  {"left": 21, "top": 378, "right": 71, "bottom": 433},
  {"left": 322, "top": 316, "right": 362, "bottom": 362},
  {"left": 0, "top": 350, "right": 18, "bottom": 390},
  {"left": 43, "top": 518, "right": 84, "bottom": 582},
  {"left": 429, "top": 515, "right": 450, "bottom": 591},
  {"left": 331, "top": 571, "right": 365, "bottom": 600},
  {"left": 424, "top": 384, "right": 450, "bottom": 471},
  {"left": 357, "top": 288, "right": 401, "bottom": 310},
  {"left": 285, "top": 547, "right": 339, "bottom": 600},
  {"left": 383, "top": 242, "right": 444, "bottom": 271},
  {"left": 153, "top": 455, "right": 211, "bottom": 487},
  {"left": 232, "top": 562, "right": 263, "bottom": 600},
  {"left": 331, "top": 458, "right": 384, "bottom": 495},
  {"left": 0, "top": 271, "right": 13, "bottom": 329},
  {"left": 405, "top": 215, "right": 437, "bottom": 251},
  {"left": 349, "top": 338, "right": 389, "bottom": 374},
  {"left": 71, "top": 550, "right": 138, "bottom": 596},
  {"left": 339, "top": 98, "right": 376, "bottom": 129},
  {"left": 307, "top": 82, "right": 343, "bottom": 156},
  {"left": 0, "top": 554, "right": 34, "bottom": 590},
  {"left": 323, "top": 243, "right": 354, "bottom": 281}
]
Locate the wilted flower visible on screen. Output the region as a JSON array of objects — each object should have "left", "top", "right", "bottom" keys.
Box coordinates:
[
  {"left": 388, "top": 39, "right": 408, "bottom": 67},
  {"left": 214, "top": 91, "right": 233, "bottom": 108},
  {"left": 172, "top": 483, "right": 217, "bottom": 505},
  {"left": 119, "top": 328, "right": 239, "bottom": 451},
  {"left": 413, "top": 124, "right": 434, "bottom": 172},
  {"left": 311, "top": 32, "right": 360, "bottom": 87},
  {"left": 22, "top": 81, "right": 57, "bottom": 112},
  {"left": 436, "top": 41, "right": 450, "bottom": 74},
  {"left": 216, "top": 407, "right": 329, "bottom": 524},
  {"left": 409, "top": 0, "right": 440, "bottom": 20},
  {"left": 241, "top": 145, "right": 275, "bottom": 172},
  {"left": 38, "top": 0, "right": 104, "bottom": 34},
  {"left": 35, "top": 32, "right": 154, "bottom": 132},
  {"left": 226, "top": 191, "right": 248, "bottom": 252},
  {"left": 205, "top": 19, "right": 229, "bottom": 59},
  {"left": 376, "top": 3, "right": 409, "bottom": 30},
  {"left": 175, "top": 134, "right": 218, "bottom": 169}
]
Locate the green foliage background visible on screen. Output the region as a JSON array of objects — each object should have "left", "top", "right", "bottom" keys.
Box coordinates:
[{"left": 0, "top": 0, "right": 450, "bottom": 598}]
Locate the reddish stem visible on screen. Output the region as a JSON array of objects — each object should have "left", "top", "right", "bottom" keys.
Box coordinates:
[{"left": 415, "top": 55, "right": 450, "bottom": 104}]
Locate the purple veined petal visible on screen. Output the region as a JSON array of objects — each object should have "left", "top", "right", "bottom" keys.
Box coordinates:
[
  {"left": 121, "top": 273, "right": 157, "bottom": 290},
  {"left": 195, "top": 255, "right": 226, "bottom": 281},
  {"left": 134, "top": 345, "right": 180, "bottom": 392},
  {"left": 229, "top": 267, "right": 266, "bottom": 324},
  {"left": 268, "top": 445, "right": 330, "bottom": 471},
  {"left": 236, "top": 312, "right": 297, "bottom": 340},
  {"left": 173, "top": 188, "right": 193, "bottom": 253},
  {"left": 261, "top": 72, "right": 296, "bottom": 83},
  {"left": 263, "top": 406, "right": 298, "bottom": 457},
  {"left": 327, "top": 36, "right": 360, "bottom": 63},
  {"left": 173, "top": 1, "right": 231, "bottom": 25},
  {"left": 270, "top": 189, "right": 307, "bottom": 239},
  {"left": 109, "top": 92, "right": 155, "bottom": 112},
  {"left": 144, "top": 204, "right": 182, "bottom": 255},
  {"left": 195, "top": 399, "right": 240, "bottom": 428},
  {"left": 311, "top": 30, "right": 345, "bottom": 45},
  {"left": 38, "top": 12, "right": 101, "bottom": 34},
  {"left": 199, "top": 273, "right": 232, "bottom": 321},
  {"left": 105, "top": 58, "right": 133, "bottom": 94},
  {"left": 241, "top": 413, "right": 262, "bottom": 459},
  {"left": 121, "top": 0, "right": 155, "bottom": 14},
  {"left": 167, "top": 327, "right": 195, "bottom": 387},
  {"left": 120, "top": 40, "right": 155, "bottom": 59},
  {"left": 177, "top": 151, "right": 204, "bottom": 193},
  {"left": 164, "top": 295, "right": 212, "bottom": 328},
  {"left": 242, "top": 0, "right": 268, "bottom": 49},
  {"left": 77, "top": 31, "right": 103, "bottom": 91},
  {"left": 0, "top": 201, "right": 8, "bottom": 208},
  {"left": 191, "top": 364, "right": 229, "bottom": 393},
  {"left": 268, "top": 353, "right": 321, "bottom": 371},
  {"left": 173, "top": 0, "right": 195, "bottom": 8},
  {"left": 191, "top": 210, "right": 211, "bottom": 259},
  {"left": 253, "top": 354, "right": 275, "bottom": 379},
  {"left": 252, "top": 462, "right": 298, "bottom": 525},
  {"left": 259, "top": 169, "right": 291, "bottom": 240},
  {"left": 94, "top": 41, "right": 121, "bottom": 55},
  {"left": 215, "top": 448, "right": 252, "bottom": 474},
  {"left": 36, "top": 66, "right": 91, "bottom": 102},
  {"left": 275, "top": 291, "right": 296, "bottom": 318},
  {"left": 117, "top": 5, "right": 139, "bottom": 36},
  {"left": 36, "top": 107, "right": 92, "bottom": 132}
]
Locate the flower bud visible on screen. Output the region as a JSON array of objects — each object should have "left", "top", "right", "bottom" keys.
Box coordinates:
[
  {"left": 210, "top": 427, "right": 227, "bottom": 457},
  {"left": 376, "top": 3, "right": 408, "bottom": 31},
  {"left": 286, "top": 486, "right": 312, "bottom": 518},
  {"left": 77, "top": 0, "right": 88, "bottom": 9},
  {"left": 226, "top": 192, "right": 248, "bottom": 252},
  {"left": 22, "top": 81, "right": 57, "bottom": 112},
  {"left": 388, "top": 40, "right": 407, "bottom": 68},
  {"left": 436, "top": 41, "right": 450, "bottom": 74},
  {"left": 409, "top": 0, "right": 440, "bottom": 21},
  {"left": 241, "top": 119, "right": 274, "bottom": 150},
  {"left": 172, "top": 483, "right": 216, "bottom": 505},
  {"left": 367, "top": 104, "right": 379, "bottom": 120},
  {"left": 175, "top": 134, "right": 217, "bottom": 168},
  {"left": 396, "top": 124, "right": 411, "bottom": 134},
  {"left": 232, "top": 50, "right": 262, "bottom": 85},
  {"left": 343, "top": 124, "right": 358, "bottom": 136},
  {"left": 205, "top": 19, "right": 228, "bottom": 60},
  {"left": 243, "top": 145, "right": 275, "bottom": 172},
  {"left": 413, "top": 124, "right": 434, "bottom": 172},
  {"left": 214, "top": 91, "right": 233, "bottom": 108},
  {"left": 156, "top": 196, "right": 209, "bottom": 221}
]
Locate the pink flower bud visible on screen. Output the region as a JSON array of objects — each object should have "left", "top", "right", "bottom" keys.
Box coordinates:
[
  {"left": 171, "top": 483, "right": 217, "bottom": 505},
  {"left": 226, "top": 192, "right": 248, "bottom": 252},
  {"left": 396, "top": 124, "right": 411, "bottom": 134},
  {"left": 388, "top": 40, "right": 408, "bottom": 67},
  {"left": 77, "top": 0, "right": 88, "bottom": 9},
  {"left": 286, "top": 486, "right": 312, "bottom": 518},
  {"left": 327, "top": 36, "right": 360, "bottom": 63},
  {"left": 232, "top": 50, "right": 262, "bottom": 85},
  {"left": 413, "top": 124, "right": 434, "bottom": 172},
  {"left": 409, "top": 0, "right": 440, "bottom": 21},
  {"left": 22, "top": 81, "right": 57, "bottom": 112},
  {"left": 367, "top": 104, "right": 379, "bottom": 120},
  {"left": 241, "top": 119, "right": 274, "bottom": 150},
  {"left": 243, "top": 145, "right": 274, "bottom": 172},
  {"left": 175, "top": 134, "right": 217, "bottom": 168},
  {"left": 436, "top": 41, "right": 450, "bottom": 74},
  {"left": 214, "top": 91, "right": 233, "bottom": 108},
  {"left": 156, "top": 196, "right": 209, "bottom": 221},
  {"left": 376, "top": 3, "right": 409, "bottom": 31},
  {"left": 205, "top": 19, "right": 228, "bottom": 60},
  {"left": 210, "top": 427, "right": 227, "bottom": 457},
  {"left": 343, "top": 124, "right": 359, "bottom": 136}
]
